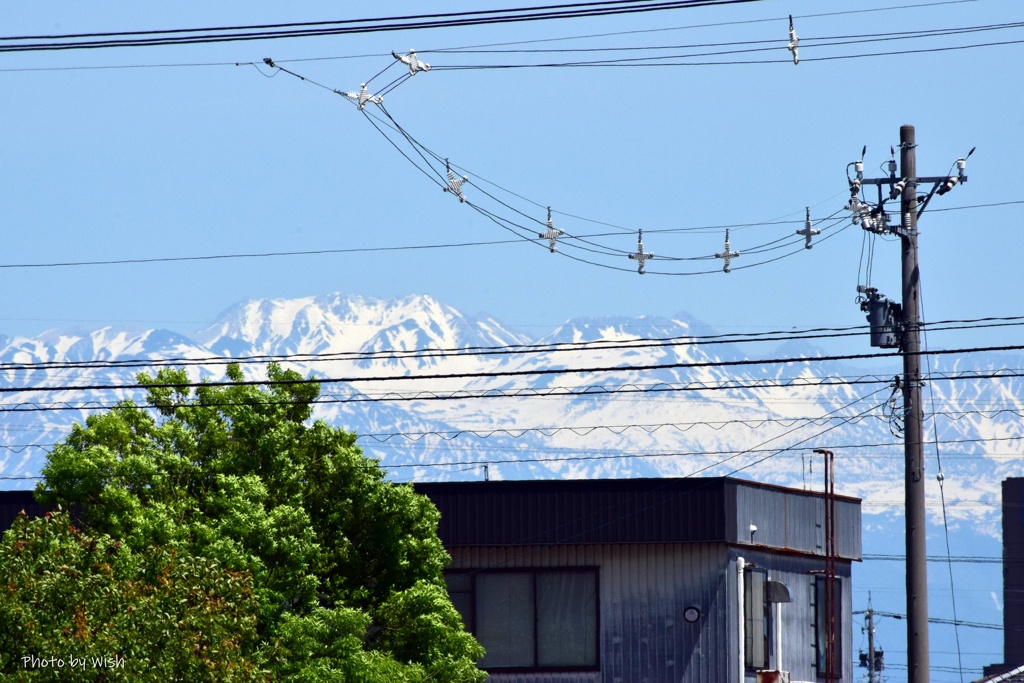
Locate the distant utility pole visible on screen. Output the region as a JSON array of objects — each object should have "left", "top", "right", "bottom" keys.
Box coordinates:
[
  {"left": 867, "top": 598, "right": 877, "bottom": 683},
  {"left": 857, "top": 593, "right": 884, "bottom": 683},
  {"left": 847, "top": 124, "right": 973, "bottom": 683}
]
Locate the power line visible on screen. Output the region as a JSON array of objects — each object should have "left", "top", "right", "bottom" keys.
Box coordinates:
[
  {"left": 262, "top": 56, "right": 1016, "bottom": 282},
  {"left": 869, "top": 610, "right": 1003, "bottom": 632},
  {"left": 3, "top": 314, "right": 1022, "bottom": 377},
  {"left": 429, "top": 20, "right": 1024, "bottom": 56},
  {"left": 355, "top": 404, "right": 1024, "bottom": 442},
  {"left": 3, "top": 343, "right": 1024, "bottom": 396},
  {"left": 0, "top": 1, "right": 985, "bottom": 73},
  {"left": 7, "top": 412, "right": 1024, "bottom": 470},
  {"left": 0, "top": 198, "right": 1018, "bottom": 273},
  {"left": 863, "top": 554, "right": 1001, "bottom": 564},
  {"left": 0, "top": 1, "right": 766, "bottom": 53}
]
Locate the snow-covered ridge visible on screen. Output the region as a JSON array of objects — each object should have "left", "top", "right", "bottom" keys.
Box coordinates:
[{"left": 0, "top": 292, "right": 1021, "bottom": 536}]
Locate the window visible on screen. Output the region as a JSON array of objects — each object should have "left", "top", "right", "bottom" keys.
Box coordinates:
[
  {"left": 445, "top": 569, "right": 599, "bottom": 670},
  {"left": 814, "top": 576, "right": 843, "bottom": 677},
  {"left": 744, "top": 568, "right": 769, "bottom": 670}
]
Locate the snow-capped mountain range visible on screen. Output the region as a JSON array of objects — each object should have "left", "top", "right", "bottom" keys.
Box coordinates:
[
  {"left": 2, "top": 291, "right": 1019, "bottom": 676},
  {"left": 1, "top": 292, "right": 1021, "bottom": 539}
]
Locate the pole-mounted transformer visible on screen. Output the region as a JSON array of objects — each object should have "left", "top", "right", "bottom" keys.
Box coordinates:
[
  {"left": 843, "top": 128, "right": 974, "bottom": 683},
  {"left": 857, "top": 286, "right": 902, "bottom": 349}
]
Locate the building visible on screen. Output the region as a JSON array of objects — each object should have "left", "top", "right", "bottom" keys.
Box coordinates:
[
  {"left": 0, "top": 490, "right": 49, "bottom": 531},
  {"left": 983, "top": 477, "right": 1024, "bottom": 680},
  {"left": 973, "top": 665, "right": 1024, "bottom": 683},
  {"left": 416, "top": 476, "right": 862, "bottom": 683}
]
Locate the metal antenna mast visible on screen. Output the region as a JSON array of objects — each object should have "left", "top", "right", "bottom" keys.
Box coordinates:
[{"left": 846, "top": 124, "right": 973, "bottom": 683}]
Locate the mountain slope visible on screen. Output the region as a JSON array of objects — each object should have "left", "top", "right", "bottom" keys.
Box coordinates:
[{"left": 0, "top": 292, "right": 1019, "bottom": 535}]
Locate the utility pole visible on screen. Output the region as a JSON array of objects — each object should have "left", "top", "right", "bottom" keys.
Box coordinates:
[
  {"left": 846, "top": 124, "right": 973, "bottom": 683},
  {"left": 856, "top": 594, "right": 885, "bottom": 683},
  {"left": 866, "top": 594, "right": 880, "bottom": 683},
  {"left": 899, "top": 124, "right": 930, "bottom": 683}
]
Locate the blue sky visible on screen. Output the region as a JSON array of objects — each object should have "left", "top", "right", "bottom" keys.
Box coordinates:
[
  {"left": 2, "top": 2, "right": 1021, "bottom": 680},
  {"left": 2, "top": 0, "right": 1021, "bottom": 359}
]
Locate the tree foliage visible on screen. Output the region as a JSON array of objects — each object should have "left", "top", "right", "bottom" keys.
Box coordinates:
[
  {"left": 14, "top": 363, "right": 484, "bottom": 681},
  {"left": 0, "top": 510, "right": 263, "bottom": 682}
]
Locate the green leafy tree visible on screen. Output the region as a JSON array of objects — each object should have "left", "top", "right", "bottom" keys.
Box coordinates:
[
  {"left": 26, "top": 363, "right": 484, "bottom": 681},
  {"left": 0, "top": 510, "right": 264, "bottom": 682}
]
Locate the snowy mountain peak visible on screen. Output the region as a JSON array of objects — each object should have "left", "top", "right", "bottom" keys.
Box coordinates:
[
  {"left": 195, "top": 292, "right": 527, "bottom": 361},
  {"left": 0, "top": 290, "right": 1021, "bottom": 539}
]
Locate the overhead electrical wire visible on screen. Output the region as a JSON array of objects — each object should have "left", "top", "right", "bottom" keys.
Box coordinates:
[
  {"left": 2, "top": 439, "right": 1022, "bottom": 464},
  {"left": 8, "top": 18, "right": 994, "bottom": 278},
  {"left": 7, "top": 313, "right": 1022, "bottom": 376},
  {"left": 354, "top": 433, "right": 1024, "bottom": 471},
  {"left": 4, "top": 364, "right": 1024, "bottom": 416},
  {"left": 358, "top": 414, "right": 898, "bottom": 442},
  {"left": 355, "top": 404, "right": 1024, "bottom": 442},
  {"left": 920, "top": 283, "right": 966, "bottom": 683},
  {"left": 429, "top": 20, "right": 1023, "bottom": 54},
  {"left": 427, "top": 20, "right": 1024, "bottom": 65},
  {"left": 2, "top": 343, "right": 1024, "bottom": 396},
  {"left": 0, "top": 200, "right": 1017, "bottom": 273},
  {"left": 419, "top": 0, "right": 985, "bottom": 52},
  {"left": 254, "top": 48, "right": 1022, "bottom": 281},
  {"left": 0, "top": 0, "right": 767, "bottom": 53},
  {"left": 327, "top": 74, "right": 850, "bottom": 274},
  {"left": 17, "top": 406, "right": 980, "bottom": 481},
  {"left": 863, "top": 553, "right": 1001, "bottom": 564},
  {"left": 0, "top": 1, "right": 988, "bottom": 71}
]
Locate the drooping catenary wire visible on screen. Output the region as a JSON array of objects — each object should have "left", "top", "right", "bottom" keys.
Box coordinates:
[
  {"left": 5, "top": 200, "right": 1011, "bottom": 274},
  {"left": 920, "top": 276, "right": 966, "bottom": 682},
  {"left": 323, "top": 72, "right": 851, "bottom": 273}
]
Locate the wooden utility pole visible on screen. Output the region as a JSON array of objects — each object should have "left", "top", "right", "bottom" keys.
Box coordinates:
[
  {"left": 848, "top": 124, "right": 972, "bottom": 683},
  {"left": 899, "top": 123, "right": 930, "bottom": 683}
]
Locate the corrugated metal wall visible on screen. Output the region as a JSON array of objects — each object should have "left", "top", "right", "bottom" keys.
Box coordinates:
[
  {"left": 422, "top": 479, "right": 728, "bottom": 547},
  {"left": 732, "top": 483, "right": 862, "bottom": 560},
  {"left": 418, "top": 478, "right": 861, "bottom": 561},
  {"left": 733, "top": 548, "right": 855, "bottom": 683},
  {"left": 451, "top": 543, "right": 732, "bottom": 683},
  {"left": 449, "top": 543, "right": 855, "bottom": 683}
]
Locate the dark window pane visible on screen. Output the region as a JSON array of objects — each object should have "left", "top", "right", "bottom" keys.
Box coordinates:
[
  {"left": 537, "top": 571, "right": 598, "bottom": 667},
  {"left": 445, "top": 573, "right": 474, "bottom": 631},
  {"left": 477, "top": 573, "right": 536, "bottom": 668},
  {"left": 745, "top": 569, "right": 767, "bottom": 669},
  {"left": 815, "top": 576, "right": 843, "bottom": 677}
]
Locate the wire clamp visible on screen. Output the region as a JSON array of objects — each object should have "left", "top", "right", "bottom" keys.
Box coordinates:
[
  {"left": 715, "top": 229, "right": 740, "bottom": 273},
  {"left": 788, "top": 15, "right": 799, "bottom": 65},
  {"left": 538, "top": 207, "right": 565, "bottom": 253},
  {"left": 628, "top": 229, "right": 654, "bottom": 274},
  {"left": 796, "top": 207, "right": 820, "bottom": 249},
  {"left": 392, "top": 49, "right": 431, "bottom": 75},
  {"left": 336, "top": 83, "right": 383, "bottom": 110},
  {"left": 443, "top": 159, "right": 468, "bottom": 203}
]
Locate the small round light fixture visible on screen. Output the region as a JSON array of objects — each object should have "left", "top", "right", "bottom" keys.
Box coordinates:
[{"left": 683, "top": 606, "right": 701, "bottom": 623}]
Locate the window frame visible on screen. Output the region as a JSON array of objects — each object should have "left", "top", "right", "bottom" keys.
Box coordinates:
[
  {"left": 814, "top": 575, "right": 843, "bottom": 678},
  {"left": 744, "top": 567, "right": 770, "bottom": 671},
  {"left": 444, "top": 566, "right": 601, "bottom": 673}
]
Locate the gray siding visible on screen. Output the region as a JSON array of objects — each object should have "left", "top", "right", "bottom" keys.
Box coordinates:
[
  {"left": 449, "top": 543, "right": 855, "bottom": 683},
  {"left": 418, "top": 477, "right": 860, "bottom": 561},
  {"left": 731, "top": 482, "right": 862, "bottom": 560},
  {"left": 731, "top": 547, "right": 855, "bottom": 683}
]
